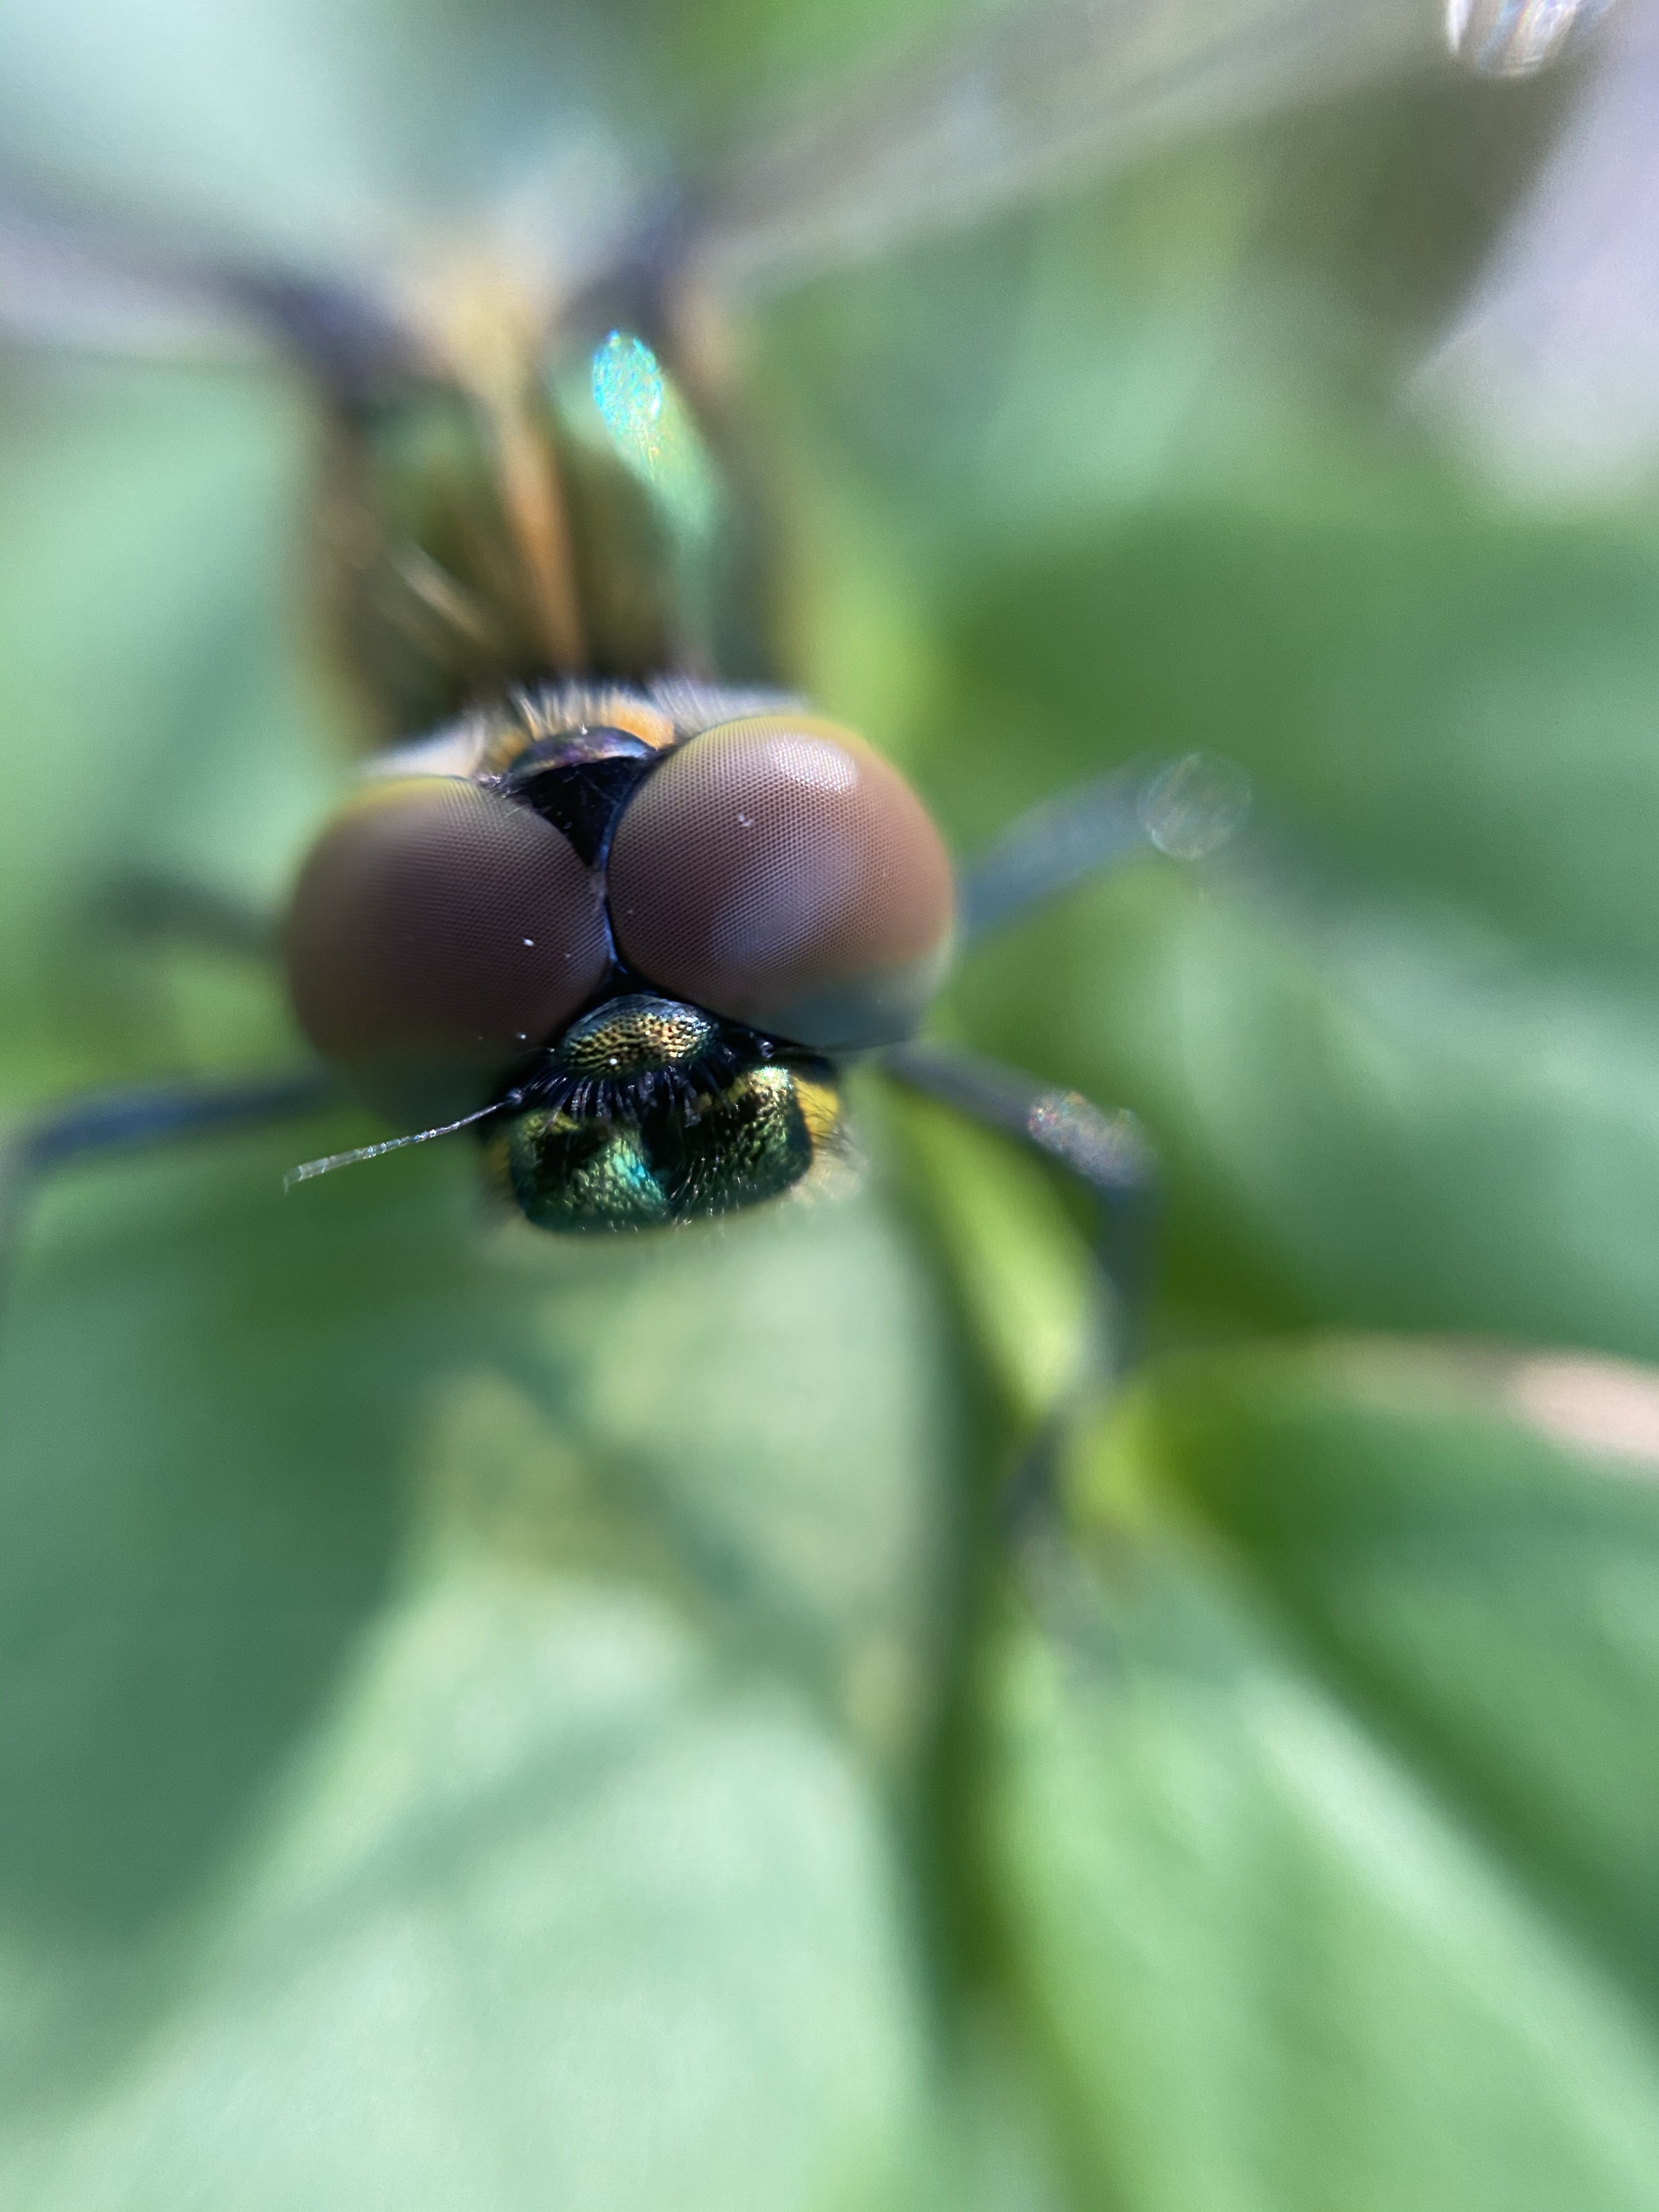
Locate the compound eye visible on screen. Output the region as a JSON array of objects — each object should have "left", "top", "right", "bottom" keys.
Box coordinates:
[
  {"left": 283, "top": 778, "right": 609, "bottom": 1123},
  {"left": 605, "top": 715, "right": 954, "bottom": 1049}
]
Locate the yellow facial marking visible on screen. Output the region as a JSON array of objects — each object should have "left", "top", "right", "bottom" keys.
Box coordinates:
[{"left": 791, "top": 1073, "right": 842, "bottom": 1151}]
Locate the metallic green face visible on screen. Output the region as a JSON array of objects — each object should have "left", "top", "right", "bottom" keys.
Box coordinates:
[{"left": 484, "top": 995, "right": 841, "bottom": 1232}]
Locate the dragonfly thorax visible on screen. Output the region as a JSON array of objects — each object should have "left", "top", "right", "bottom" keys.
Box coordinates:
[{"left": 322, "top": 318, "right": 779, "bottom": 745}]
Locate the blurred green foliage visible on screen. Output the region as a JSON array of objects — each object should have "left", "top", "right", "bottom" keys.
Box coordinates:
[{"left": 2, "top": 4, "right": 1659, "bottom": 2208}]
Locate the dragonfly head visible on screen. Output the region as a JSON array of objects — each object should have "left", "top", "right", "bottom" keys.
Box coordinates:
[{"left": 279, "top": 688, "right": 951, "bottom": 1227}]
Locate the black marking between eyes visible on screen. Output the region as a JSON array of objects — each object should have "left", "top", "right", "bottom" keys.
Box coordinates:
[{"left": 492, "top": 727, "right": 660, "bottom": 867}]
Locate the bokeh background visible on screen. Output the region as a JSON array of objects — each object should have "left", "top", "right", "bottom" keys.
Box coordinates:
[{"left": 4, "top": 2, "right": 1659, "bottom": 2207}]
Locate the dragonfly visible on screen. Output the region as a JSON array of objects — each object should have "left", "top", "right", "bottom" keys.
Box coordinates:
[{"left": 0, "top": 0, "right": 1613, "bottom": 1324}]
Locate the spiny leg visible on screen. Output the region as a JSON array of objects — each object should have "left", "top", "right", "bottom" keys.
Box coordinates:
[
  {"left": 0, "top": 1068, "right": 338, "bottom": 1319},
  {"left": 932, "top": 753, "right": 1235, "bottom": 1319},
  {"left": 882, "top": 1038, "right": 1157, "bottom": 1532},
  {"left": 928, "top": 756, "right": 1248, "bottom": 1516},
  {"left": 957, "top": 752, "right": 1252, "bottom": 943},
  {"left": 92, "top": 871, "right": 278, "bottom": 960},
  {"left": 882, "top": 1038, "right": 1156, "bottom": 1349},
  {"left": 933, "top": 752, "right": 1248, "bottom": 1354}
]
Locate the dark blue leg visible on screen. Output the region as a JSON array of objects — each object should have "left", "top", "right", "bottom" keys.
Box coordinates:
[
  {"left": 957, "top": 765, "right": 1153, "bottom": 940},
  {"left": 92, "top": 872, "right": 276, "bottom": 957},
  {"left": 882, "top": 1038, "right": 1157, "bottom": 1538},
  {"left": 0, "top": 1069, "right": 338, "bottom": 1302},
  {"left": 920, "top": 751, "right": 1248, "bottom": 1339},
  {"left": 957, "top": 750, "right": 1252, "bottom": 941},
  {"left": 881, "top": 1038, "right": 1157, "bottom": 1365},
  {"left": 910, "top": 759, "right": 1256, "bottom": 1519}
]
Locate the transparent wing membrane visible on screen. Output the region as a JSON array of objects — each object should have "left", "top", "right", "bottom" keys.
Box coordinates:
[
  {"left": 2, "top": 0, "right": 1623, "bottom": 376},
  {"left": 1418, "top": 0, "right": 1659, "bottom": 488},
  {"left": 0, "top": 181, "right": 442, "bottom": 394},
  {"left": 684, "top": 0, "right": 1453, "bottom": 298},
  {"left": 0, "top": 0, "right": 1501, "bottom": 368},
  {"left": 0, "top": 193, "right": 267, "bottom": 362},
  {"left": 1448, "top": 0, "right": 1617, "bottom": 79}
]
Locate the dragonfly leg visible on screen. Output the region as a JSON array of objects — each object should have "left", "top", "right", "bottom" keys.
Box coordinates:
[
  {"left": 93, "top": 871, "right": 277, "bottom": 959},
  {"left": 881, "top": 1038, "right": 1157, "bottom": 1362},
  {"left": 957, "top": 752, "right": 1252, "bottom": 942},
  {"left": 0, "top": 1068, "right": 338, "bottom": 1313},
  {"left": 883, "top": 1038, "right": 1157, "bottom": 1537},
  {"left": 956, "top": 765, "right": 1153, "bottom": 941}
]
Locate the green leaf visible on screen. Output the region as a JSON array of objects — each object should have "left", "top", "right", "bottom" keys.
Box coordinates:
[
  {"left": 0, "top": 1123, "right": 969, "bottom": 2208},
  {"left": 987, "top": 1342, "right": 1659, "bottom": 2212},
  {"left": 955, "top": 862, "right": 1659, "bottom": 1356},
  {"left": 2, "top": 7, "right": 1653, "bottom": 2206},
  {"left": 928, "top": 499, "right": 1659, "bottom": 976}
]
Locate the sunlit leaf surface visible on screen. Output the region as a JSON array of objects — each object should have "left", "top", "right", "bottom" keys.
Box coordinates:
[
  {"left": 4, "top": 3, "right": 1659, "bottom": 2207},
  {"left": 990, "top": 1344, "right": 1659, "bottom": 2212}
]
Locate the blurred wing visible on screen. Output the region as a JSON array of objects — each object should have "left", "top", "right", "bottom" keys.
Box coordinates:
[
  {"left": 1417, "top": 0, "right": 1659, "bottom": 490},
  {"left": 2, "top": 0, "right": 1619, "bottom": 378},
  {"left": 684, "top": 0, "right": 1455, "bottom": 299},
  {"left": 0, "top": 185, "right": 430, "bottom": 391},
  {"left": 0, "top": 193, "right": 264, "bottom": 361}
]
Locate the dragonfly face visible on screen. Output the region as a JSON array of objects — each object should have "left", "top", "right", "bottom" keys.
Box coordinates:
[
  {"left": 485, "top": 992, "right": 841, "bottom": 1230},
  {"left": 280, "top": 670, "right": 954, "bottom": 1227}
]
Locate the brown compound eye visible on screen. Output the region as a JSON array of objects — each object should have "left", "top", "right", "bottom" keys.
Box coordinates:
[
  {"left": 283, "top": 778, "right": 609, "bottom": 1124},
  {"left": 605, "top": 715, "right": 954, "bottom": 1049}
]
